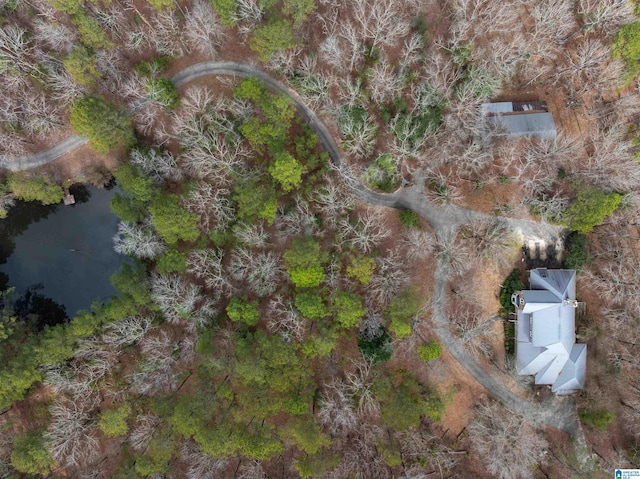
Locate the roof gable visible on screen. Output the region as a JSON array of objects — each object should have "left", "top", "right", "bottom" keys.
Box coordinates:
[
  {"left": 552, "top": 344, "right": 587, "bottom": 394},
  {"left": 530, "top": 269, "right": 576, "bottom": 300},
  {"left": 515, "top": 269, "right": 585, "bottom": 393}
]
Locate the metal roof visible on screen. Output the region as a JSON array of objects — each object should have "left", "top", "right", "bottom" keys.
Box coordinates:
[
  {"left": 515, "top": 269, "right": 585, "bottom": 393},
  {"left": 487, "top": 112, "right": 557, "bottom": 139}
]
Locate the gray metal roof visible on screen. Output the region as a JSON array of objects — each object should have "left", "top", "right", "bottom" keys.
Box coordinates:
[
  {"left": 481, "top": 102, "right": 514, "bottom": 114},
  {"left": 530, "top": 269, "right": 576, "bottom": 300},
  {"left": 552, "top": 344, "right": 587, "bottom": 394},
  {"left": 515, "top": 269, "right": 585, "bottom": 393},
  {"left": 486, "top": 112, "right": 557, "bottom": 139}
]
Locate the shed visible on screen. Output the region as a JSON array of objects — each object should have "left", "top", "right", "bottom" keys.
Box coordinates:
[{"left": 482, "top": 101, "right": 557, "bottom": 139}]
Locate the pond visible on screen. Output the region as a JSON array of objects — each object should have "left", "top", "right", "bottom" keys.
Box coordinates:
[{"left": 0, "top": 184, "right": 124, "bottom": 319}]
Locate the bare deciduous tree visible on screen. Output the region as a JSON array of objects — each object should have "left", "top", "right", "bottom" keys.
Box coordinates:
[
  {"left": 182, "top": 440, "right": 229, "bottom": 479},
  {"left": 150, "top": 273, "right": 216, "bottom": 327},
  {"left": 467, "top": 398, "right": 548, "bottom": 479},
  {"left": 101, "top": 315, "right": 153, "bottom": 348},
  {"left": 530, "top": 0, "right": 576, "bottom": 46},
  {"left": 128, "top": 354, "right": 179, "bottom": 396},
  {"left": 401, "top": 228, "right": 436, "bottom": 262},
  {"left": 368, "top": 250, "right": 410, "bottom": 307},
  {"left": 186, "top": 182, "right": 235, "bottom": 232},
  {"left": 425, "top": 172, "right": 463, "bottom": 205},
  {"left": 42, "top": 363, "right": 92, "bottom": 398},
  {"left": 234, "top": 0, "right": 264, "bottom": 27},
  {"left": 266, "top": 294, "right": 306, "bottom": 342},
  {"left": 338, "top": 208, "right": 391, "bottom": 253},
  {"left": 237, "top": 461, "right": 267, "bottom": 479},
  {"left": 33, "top": 19, "right": 77, "bottom": 54},
  {"left": 0, "top": 25, "right": 34, "bottom": 73},
  {"left": 314, "top": 175, "right": 355, "bottom": 226},
  {"left": 113, "top": 221, "right": 167, "bottom": 260},
  {"left": 228, "top": 247, "right": 282, "bottom": 296},
  {"left": 187, "top": 248, "right": 234, "bottom": 295},
  {"left": 184, "top": 0, "right": 226, "bottom": 56},
  {"left": 349, "top": 0, "right": 409, "bottom": 49},
  {"left": 148, "top": 8, "right": 189, "bottom": 57},
  {"left": 579, "top": 127, "right": 640, "bottom": 192},
  {"left": 319, "top": 380, "right": 359, "bottom": 435},
  {"left": 337, "top": 104, "right": 377, "bottom": 160},
  {"left": 577, "top": 0, "right": 634, "bottom": 33},
  {"left": 358, "top": 307, "right": 386, "bottom": 343},
  {"left": 45, "top": 398, "right": 100, "bottom": 469},
  {"left": 367, "top": 61, "right": 402, "bottom": 106},
  {"left": 179, "top": 132, "right": 247, "bottom": 185},
  {"left": 399, "top": 428, "right": 462, "bottom": 476},
  {"left": 344, "top": 360, "right": 380, "bottom": 418},
  {"left": 232, "top": 222, "right": 270, "bottom": 248},
  {"left": 129, "top": 147, "right": 183, "bottom": 183},
  {"left": 459, "top": 219, "right": 518, "bottom": 268},
  {"left": 129, "top": 414, "right": 162, "bottom": 452},
  {"left": 275, "top": 195, "right": 319, "bottom": 238}
]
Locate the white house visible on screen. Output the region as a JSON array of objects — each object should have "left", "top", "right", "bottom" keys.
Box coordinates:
[{"left": 511, "top": 268, "right": 586, "bottom": 395}]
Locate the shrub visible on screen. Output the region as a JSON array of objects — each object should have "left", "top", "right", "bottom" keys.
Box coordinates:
[
  {"left": 365, "top": 154, "right": 400, "bottom": 192},
  {"left": 564, "top": 232, "right": 591, "bottom": 272},
  {"left": 110, "top": 193, "right": 144, "bottom": 223},
  {"left": 11, "top": 430, "right": 54, "bottom": 475},
  {"left": 72, "top": 11, "right": 110, "bottom": 49},
  {"left": 99, "top": 404, "right": 131, "bottom": 437},
  {"left": 149, "top": 194, "right": 200, "bottom": 244},
  {"left": 295, "top": 292, "right": 329, "bottom": 320},
  {"left": 614, "top": 20, "right": 640, "bottom": 82},
  {"left": 147, "top": 78, "right": 180, "bottom": 109},
  {"left": 386, "top": 287, "right": 422, "bottom": 338},
  {"left": 283, "top": 0, "right": 316, "bottom": 25},
  {"left": 284, "top": 236, "right": 328, "bottom": 288},
  {"left": 333, "top": 291, "right": 367, "bottom": 329},
  {"left": 70, "top": 96, "right": 136, "bottom": 153},
  {"left": 235, "top": 78, "right": 295, "bottom": 152},
  {"left": 374, "top": 372, "right": 443, "bottom": 430},
  {"left": 227, "top": 296, "right": 260, "bottom": 326},
  {"left": 156, "top": 248, "right": 188, "bottom": 274},
  {"left": 294, "top": 453, "right": 340, "bottom": 479},
  {"left": 147, "top": 0, "right": 175, "bottom": 10},
  {"left": 562, "top": 186, "right": 622, "bottom": 234},
  {"left": 48, "top": 0, "right": 82, "bottom": 14},
  {"left": 579, "top": 407, "right": 615, "bottom": 430},
  {"left": 113, "top": 163, "right": 155, "bottom": 203},
  {"left": 210, "top": 0, "right": 237, "bottom": 27},
  {"left": 346, "top": 255, "right": 376, "bottom": 285},
  {"left": 63, "top": 47, "right": 100, "bottom": 87},
  {"left": 499, "top": 269, "right": 523, "bottom": 317},
  {"left": 358, "top": 328, "right": 393, "bottom": 365},
  {"left": 232, "top": 175, "right": 279, "bottom": 224},
  {"left": 399, "top": 209, "right": 420, "bottom": 228},
  {"left": 249, "top": 20, "right": 297, "bottom": 62},
  {"left": 417, "top": 340, "right": 442, "bottom": 362},
  {"left": 268, "top": 151, "right": 304, "bottom": 192},
  {"left": 7, "top": 173, "right": 64, "bottom": 205}
]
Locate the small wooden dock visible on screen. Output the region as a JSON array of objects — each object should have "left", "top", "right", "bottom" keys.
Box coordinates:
[{"left": 63, "top": 187, "right": 75, "bottom": 206}]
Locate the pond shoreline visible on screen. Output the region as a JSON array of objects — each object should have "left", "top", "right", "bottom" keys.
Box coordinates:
[{"left": 0, "top": 184, "right": 124, "bottom": 318}]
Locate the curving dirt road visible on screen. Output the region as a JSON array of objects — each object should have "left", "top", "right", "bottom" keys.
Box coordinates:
[
  {"left": 9, "top": 61, "right": 582, "bottom": 439},
  {"left": 0, "top": 135, "right": 89, "bottom": 171}
]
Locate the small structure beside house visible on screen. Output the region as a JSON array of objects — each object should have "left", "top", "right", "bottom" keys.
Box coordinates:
[
  {"left": 482, "top": 101, "right": 556, "bottom": 139},
  {"left": 511, "top": 268, "right": 586, "bottom": 395}
]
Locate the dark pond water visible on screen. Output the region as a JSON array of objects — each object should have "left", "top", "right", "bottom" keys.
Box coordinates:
[{"left": 0, "top": 184, "right": 124, "bottom": 318}]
